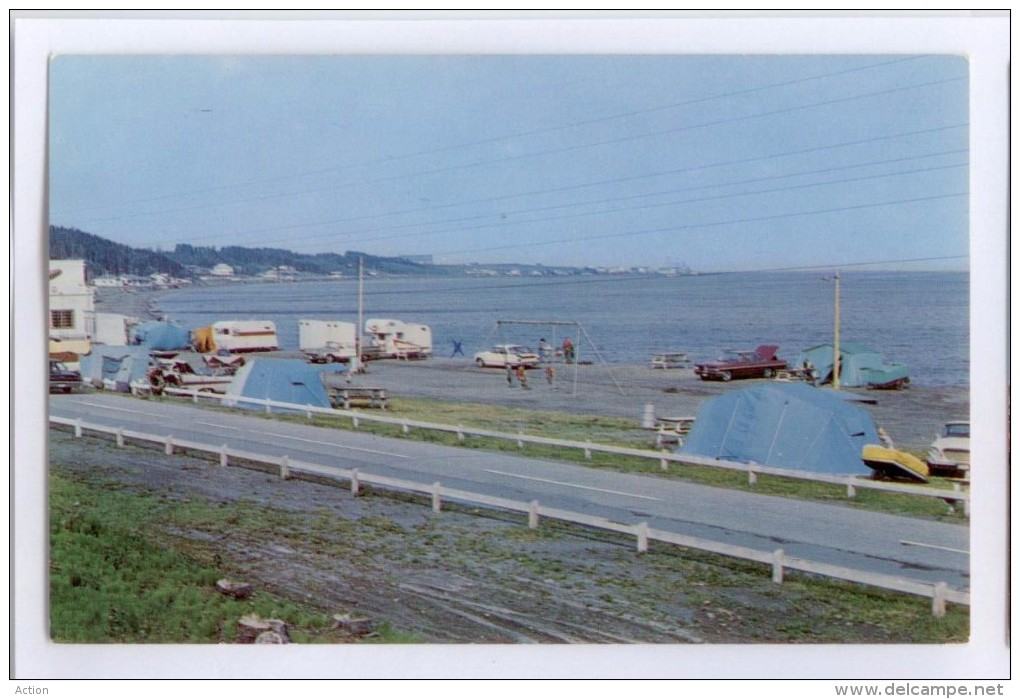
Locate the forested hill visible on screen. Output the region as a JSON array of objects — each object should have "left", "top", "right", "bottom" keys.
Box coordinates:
[
  {"left": 49, "top": 226, "right": 189, "bottom": 277},
  {"left": 48, "top": 227, "right": 433, "bottom": 278}
]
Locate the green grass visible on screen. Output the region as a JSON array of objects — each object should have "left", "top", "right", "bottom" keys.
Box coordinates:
[{"left": 48, "top": 471, "right": 420, "bottom": 644}]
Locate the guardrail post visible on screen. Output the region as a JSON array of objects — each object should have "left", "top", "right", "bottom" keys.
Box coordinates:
[
  {"left": 748, "top": 470, "right": 757, "bottom": 486},
  {"left": 402, "top": 422, "right": 410, "bottom": 435},
  {"left": 431, "top": 482, "right": 442, "bottom": 513},
  {"left": 116, "top": 429, "right": 124, "bottom": 447},
  {"left": 846, "top": 478, "right": 857, "bottom": 499},
  {"left": 192, "top": 390, "right": 199, "bottom": 404},
  {"left": 954, "top": 483, "right": 970, "bottom": 517},
  {"left": 306, "top": 405, "right": 313, "bottom": 419},
  {"left": 932, "top": 582, "right": 948, "bottom": 618},
  {"left": 660, "top": 452, "right": 669, "bottom": 471},
  {"left": 772, "top": 549, "right": 785, "bottom": 584},
  {"left": 265, "top": 401, "right": 272, "bottom": 414},
  {"left": 74, "top": 418, "right": 83, "bottom": 438},
  {"left": 352, "top": 415, "right": 360, "bottom": 429},
  {"left": 584, "top": 441, "right": 592, "bottom": 460},
  {"left": 350, "top": 468, "right": 360, "bottom": 495},
  {"left": 636, "top": 522, "right": 649, "bottom": 553},
  {"left": 164, "top": 435, "right": 174, "bottom": 455},
  {"left": 528, "top": 500, "right": 539, "bottom": 529},
  {"left": 457, "top": 427, "right": 465, "bottom": 443},
  {"left": 219, "top": 445, "right": 229, "bottom": 468},
  {"left": 517, "top": 432, "right": 524, "bottom": 449},
  {"left": 280, "top": 455, "right": 291, "bottom": 480}
]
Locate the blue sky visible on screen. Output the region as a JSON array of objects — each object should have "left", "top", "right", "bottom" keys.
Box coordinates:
[{"left": 48, "top": 53, "right": 969, "bottom": 272}]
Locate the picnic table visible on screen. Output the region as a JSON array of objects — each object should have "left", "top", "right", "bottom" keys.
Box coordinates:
[
  {"left": 329, "top": 386, "right": 388, "bottom": 410},
  {"left": 653, "top": 415, "right": 696, "bottom": 447},
  {"left": 650, "top": 352, "right": 691, "bottom": 369}
]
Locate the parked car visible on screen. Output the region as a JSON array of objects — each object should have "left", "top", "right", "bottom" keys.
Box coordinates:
[
  {"left": 926, "top": 421, "right": 970, "bottom": 478},
  {"left": 147, "top": 358, "right": 234, "bottom": 394},
  {"left": 474, "top": 344, "right": 541, "bottom": 368},
  {"left": 694, "top": 345, "right": 788, "bottom": 382},
  {"left": 49, "top": 360, "right": 82, "bottom": 393}
]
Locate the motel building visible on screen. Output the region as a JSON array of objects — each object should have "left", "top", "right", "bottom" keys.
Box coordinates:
[{"left": 48, "top": 259, "right": 95, "bottom": 362}]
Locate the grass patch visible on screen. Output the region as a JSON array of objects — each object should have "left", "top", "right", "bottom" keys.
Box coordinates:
[{"left": 48, "top": 470, "right": 420, "bottom": 643}]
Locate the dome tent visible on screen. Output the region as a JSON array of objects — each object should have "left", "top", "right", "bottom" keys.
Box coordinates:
[
  {"left": 222, "top": 359, "right": 334, "bottom": 414},
  {"left": 679, "top": 382, "right": 879, "bottom": 476}
]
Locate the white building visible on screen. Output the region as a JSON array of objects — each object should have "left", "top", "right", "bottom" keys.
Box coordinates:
[
  {"left": 49, "top": 259, "right": 95, "bottom": 358},
  {"left": 210, "top": 263, "right": 235, "bottom": 277}
]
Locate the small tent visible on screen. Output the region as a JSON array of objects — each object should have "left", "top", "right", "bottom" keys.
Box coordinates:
[
  {"left": 80, "top": 346, "right": 153, "bottom": 393},
  {"left": 679, "top": 382, "right": 879, "bottom": 476},
  {"left": 796, "top": 342, "right": 909, "bottom": 389},
  {"left": 131, "top": 320, "right": 191, "bottom": 352},
  {"left": 222, "top": 359, "right": 332, "bottom": 413}
]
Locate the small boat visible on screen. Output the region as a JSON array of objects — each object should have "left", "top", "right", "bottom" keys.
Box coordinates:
[{"left": 861, "top": 444, "right": 929, "bottom": 483}]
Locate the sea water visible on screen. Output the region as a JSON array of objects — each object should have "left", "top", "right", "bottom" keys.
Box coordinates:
[{"left": 153, "top": 271, "right": 969, "bottom": 388}]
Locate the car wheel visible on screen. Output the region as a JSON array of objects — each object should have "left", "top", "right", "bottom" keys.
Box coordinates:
[
  {"left": 720, "top": 371, "right": 732, "bottom": 382},
  {"left": 476, "top": 358, "right": 485, "bottom": 368},
  {"left": 763, "top": 368, "right": 774, "bottom": 378},
  {"left": 326, "top": 354, "right": 336, "bottom": 363}
]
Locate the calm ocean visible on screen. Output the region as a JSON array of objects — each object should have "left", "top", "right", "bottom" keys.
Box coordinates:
[{"left": 153, "top": 271, "right": 969, "bottom": 388}]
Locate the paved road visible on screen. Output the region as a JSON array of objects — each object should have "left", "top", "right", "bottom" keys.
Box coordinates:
[{"left": 49, "top": 392, "right": 970, "bottom": 590}]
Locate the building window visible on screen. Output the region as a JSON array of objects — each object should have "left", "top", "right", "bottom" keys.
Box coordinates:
[{"left": 51, "top": 309, "right": 75, "bottom": 329}]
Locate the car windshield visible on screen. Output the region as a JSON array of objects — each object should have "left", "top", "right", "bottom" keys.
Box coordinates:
[
  {"left": 51, "top": 362, "right": 69, "bottom": 372},
  {"left": 944, "top": 424, "right": 970, "bottom": 438}
]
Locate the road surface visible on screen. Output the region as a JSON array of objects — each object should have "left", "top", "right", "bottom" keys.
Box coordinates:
[{"left": 49, "top": 392, "right": 970, "bottom": 590}]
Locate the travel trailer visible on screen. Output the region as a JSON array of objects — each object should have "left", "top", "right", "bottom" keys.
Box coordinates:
[
  {"left": 203, "top": 320, "right": 280, "bottom": 353},
  {"left": 364, "top": 318, "right": 432, "bottom": 360},
  {"left": 299, "top": 319, "right": 358, "bottom": 363}
]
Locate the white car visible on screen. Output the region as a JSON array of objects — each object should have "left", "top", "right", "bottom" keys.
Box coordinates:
[
  {"left": 474, "top": 344, "right": 541, "bottom": 368},
  {"left": 926, "top": 421, "right": 970, "bottom": 478}
]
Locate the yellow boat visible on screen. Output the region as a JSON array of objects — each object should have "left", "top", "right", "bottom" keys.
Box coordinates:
[{"left": 861, "top": 444, "right": 929, "bottom": 483}]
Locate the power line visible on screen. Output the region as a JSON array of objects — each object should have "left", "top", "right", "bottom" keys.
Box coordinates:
[
  {"left": 59, "top": 75, "right": 965, "bottom": 230},
  {"left": 429, "top": 190, "right": 969, "bottom": 258},
  {"left": 56, "top": 55, "right": 927, "bottom": 218}
]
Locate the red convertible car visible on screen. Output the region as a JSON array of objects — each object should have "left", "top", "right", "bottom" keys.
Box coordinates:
[{"left": 694, "top": 345, "right": 788, "bottom": 382}]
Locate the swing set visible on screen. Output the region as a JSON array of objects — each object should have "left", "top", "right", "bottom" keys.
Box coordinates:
[{"left": 488, "top": 320, "right": 625, "bottom": 396}]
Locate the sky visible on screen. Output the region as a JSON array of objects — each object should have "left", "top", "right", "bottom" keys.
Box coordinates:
[{"left": 48, "top": 51, "right": 970, "bottom": 274}]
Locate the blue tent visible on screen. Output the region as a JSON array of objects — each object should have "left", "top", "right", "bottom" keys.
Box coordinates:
[
  {"left": 131, "top": 321, "right": 192, "bottom": 351},
  {"left": 80, "top": 346, "right": 152, "bottom": 392},
  {"left": 796, "top": 342, "right": 909, "bottom": 389},
  {"left": 222, "top": 359, "right": 332, "bottom": 413},
  {"left": 679, "top": 382, "right": 879, "bottom": 476}
]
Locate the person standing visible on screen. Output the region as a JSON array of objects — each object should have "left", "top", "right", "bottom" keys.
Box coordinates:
[
  {"left": 506, "top": 363, "right": 515, "bottom": 388},
  {"left": 516, "top": 364, "right": 529, "bottom": 390}
]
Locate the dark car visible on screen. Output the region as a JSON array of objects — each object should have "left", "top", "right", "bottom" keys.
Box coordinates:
[
  {"left": 694, "top": 345, "right": 788, "bottom": 382},
  {"left": 49, "top": 360, "right": 82, "bottom": 393}
]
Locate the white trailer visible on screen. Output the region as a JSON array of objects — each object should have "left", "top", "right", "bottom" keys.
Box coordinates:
[
  {"left": 364, "top": 318, "right": 432, "bottom": 360},
  {"left": 90, "top": 312, "right": 137, "bottom": 346},
  {"left": 299, "top": 319, "right": 358, "bottom": 363},
  {"left": 210, "top": 320, "right": 279, "bottom": 353}
]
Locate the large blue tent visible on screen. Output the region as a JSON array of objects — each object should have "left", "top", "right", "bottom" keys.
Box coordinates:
[
  {"left": 679, "top": 382, "right": 879, "bottom": 476},
  {"left": 131, "top": 320, "right": 192, "bottom": 351},
  {"left": 796, "top": 342, "right": 909, "bottom": 389},
  {"left": 80, "top": 346, "right": 152, "bottom": 393},
  {"left": 222, "top": 359, "right": 333, "bottom": 413}
]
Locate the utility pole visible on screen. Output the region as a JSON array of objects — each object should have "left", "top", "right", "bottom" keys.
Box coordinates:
[
  {"left": 833, "top": 270, "right": 841, "bottom": 390},
  {"left": 353, "top": 256, "right": 364, "bottom": 375}
]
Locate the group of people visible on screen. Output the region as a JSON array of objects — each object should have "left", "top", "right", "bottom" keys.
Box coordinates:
[{"left": 538, "top": 337, "right": 575, "bottom": 364}]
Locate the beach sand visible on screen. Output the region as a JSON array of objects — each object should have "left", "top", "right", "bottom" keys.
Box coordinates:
[{"left": 94, "top": 285, "right": 969, "bottom": 449}]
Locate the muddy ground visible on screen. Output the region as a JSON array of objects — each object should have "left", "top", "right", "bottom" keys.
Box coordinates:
[{"left": 50, "top": 428, "right": 960, "bottom": 645}]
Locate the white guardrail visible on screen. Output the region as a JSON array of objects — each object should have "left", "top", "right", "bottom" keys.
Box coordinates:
[
  {"left": 51, "top": 409, "right": 969, "bottom": 617},
  {"left": 165, "top": 386, "right": 970, "bottom": 514}
]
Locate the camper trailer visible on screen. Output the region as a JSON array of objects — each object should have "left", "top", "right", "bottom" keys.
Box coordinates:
[
  {"left": 299, "top": 319, "right": 358, "bottom": 363},
  {"left": 207, "top": 320, "right": 280, "bottom": 353},
  {"left": 364, "top": 318, "right": 432, "bottom": 360}
]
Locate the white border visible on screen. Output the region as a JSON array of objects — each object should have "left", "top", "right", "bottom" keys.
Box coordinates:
[{"left": 11, "top": 11, "right": 1010, "bottom": 682}]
